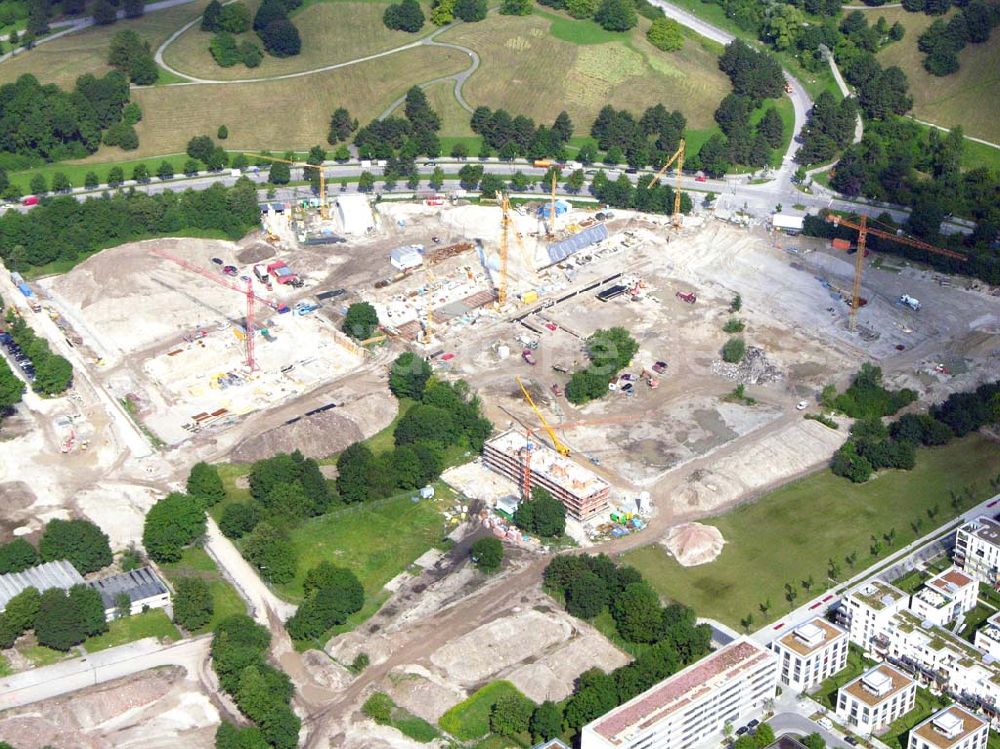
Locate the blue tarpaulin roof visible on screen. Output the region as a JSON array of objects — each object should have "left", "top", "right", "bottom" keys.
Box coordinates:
[
  {"left": 546, "top": 224, "right": 609, "bottom": 264},
  {"left": 537, "top": 200, "right": 571, "bottom": 219}
]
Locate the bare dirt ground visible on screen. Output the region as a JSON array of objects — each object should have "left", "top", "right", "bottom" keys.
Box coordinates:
[{"left": 0, "top": 668, "right": 218, "bottom": 749}]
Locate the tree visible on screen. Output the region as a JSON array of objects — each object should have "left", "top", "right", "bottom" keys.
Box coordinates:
[
  {"left": 389, "top": 353, "right": 432, "bottom": 400},
  {"left": 187, "top": 462, "right": 226, "bottom": 507},
  {"left": 51, "top": 172, "right": 71, "bottom": 193},
  {"left": 357, "top": 171, "right": 376, "bottom": 192},
  {"left": 611, "top": 581, "right": 663, "bottom": 643},
  {"left": 454, "top": 0, "right": 487, "bottom": 21},
  {"left": 471, "top": 536, "right": 503, "bottom": 573},
  {"left": 173, "top": 577, "right": 214, "bottom": 630},
  {"left": 0, "top": 587, "right": 41, "bottom": 647},
  {"left": 202, "top": 0, "right": 223, "bottom": 31},
  {"left": 92, "top": 0, "right": 118, "bottom": 25},
  {"left": 754, "top": 724, "right": 776, "bottom": 748},
  {"left": 108, "top": 166, "right": 125, "bottom": 187},
  {"left": 268, "top": 160, "right": 291, "bottom": 184},
  {"left": 513, "top": 486, "right": 566, "bottom": 538},
  {"left": 39, "top": 518, "right": 112, "bottom": 574},
  {"left": 219, "top": 502, "right": 260, "bottom": 540},
  {"left": 758, "top": 107, "right": 785, "bottom": 149},
  {"left": 286, "top": 564, "right": 363, "bottom": 639},
  {"left": 84, "top": 172, "right": 100, "bottom": 189},
  {"left": 123, "top": 0, "right": 144, "bottom": 18},
  {"left": 342, "top": 302, "right": 379, "bottom": 340},
  {"left": 530, "top": 701, "right": 562, "bottom": 742},
  {"left": 243, "top": 522, "right": 297, "bottom": 584},
  {"left": 142, "top": 492, "right": 206, "bottom": 563},
  {"left": 132, "top": 164, "right": 150, "bottom": 183},
  {"left": 595, "top": 0, "right": 637, "bottom": 30},
  {"left": 0, "top": 538, "right": 39, "bottom": 574},
  {"left": 647, "top": 17, "right": 683, "bottom": 51},
  {"left": 803, "top": 733, "right": 826, "bottom": 749},
  {"left": 565, "top": 570, "right": 608, "bottom": 619},
  {"left": 35, "top": 588, "right": 86, "bottom": 650},
  {"left": 721, "top": 336, "right": 746, "bottom": 363},
  {"left": 219, "top": 2, "right": 251, "bottom": 32},
  {"left": 431, "top": 0, "right": 455, "bottom": 24},
  {"left": 70, "top": 583, "right": 107, "bottom": 636},
  {"left": 328, "top": 108, "right": 356, "bottom": 144},
  {"left": 490, "top": 693, "right": 535, "bottom": 737},
  {"left": 30, "top": 173, "right": 47, "bottom": 196},
  {"left": 384, "top": 0, "right": 425, "bottom": 31},
  {"left": 566, "top": 0, "right": 598, "bottom": 18},
  {"left": 500, "top": 0, "right": 532, "bottom": 13},
  {"left": 253, "top": 0, "right": 286, "bottom": 31},
  {"left": 394, "top": 403, "right": 457, "bottom": 448},
  {"left": 334, "top": 442, "right": 374, "bottom": 503},
  {"left": 157, "top": 161, "right": 175, "bottom": 180},
  {"left": 260, "top": 19, "right": 301, "bottom": 57}
]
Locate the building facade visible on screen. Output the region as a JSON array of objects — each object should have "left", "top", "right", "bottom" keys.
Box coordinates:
[
  {"left": 907, "top": 707, "right": 988, "bottom": 749},
  {"left": 836, "top": 664, "right": 917, "bottom": 735},
  {"left": 580, "top": 638, "right": 778, "bottom": 749},
  {"left": 842, "top": 581, "right": 908, "bottom": 652},
  {"left": 772, "top": 617, "right": 848, "bottom": 693},
  {"left": 909, "top": 568, "right": 978, "bottom": 627},
  {"left": 974, "top": 612, "right": 1000, "bottom": 659},
  {"left": 88, "top": 567, "right": 171, "bottom": 621},
  {"left": 955, "top": 517, "right": 1000, "bottom": 586}
]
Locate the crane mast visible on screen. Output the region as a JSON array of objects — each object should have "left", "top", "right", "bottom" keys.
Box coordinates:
[
  {"left": 645, "top": 139, "right": 685, "bottom": 228},
  {"left": 244, "top": 153, "right": 328, "bottom": 219}
]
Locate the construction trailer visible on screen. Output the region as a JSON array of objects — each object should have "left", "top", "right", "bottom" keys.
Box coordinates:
[{"left": 482, "top": 429, "right": 610, "bottom": 522}]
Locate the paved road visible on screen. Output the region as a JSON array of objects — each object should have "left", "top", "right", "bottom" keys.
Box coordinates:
[
  {"left": 769, "top": 711, "right": 852, "bottom": 749},
  {"left": 0, "top": 635, "right": 211, "bottom": 711}
]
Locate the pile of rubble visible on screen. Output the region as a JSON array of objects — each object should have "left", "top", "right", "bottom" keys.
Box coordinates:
[{"left": 711, "top": 346, "right": 783, "bottom": 385}]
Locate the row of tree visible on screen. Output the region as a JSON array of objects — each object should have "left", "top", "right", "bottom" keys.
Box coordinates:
[
  {"left": 0, "top": 348, "right": 23, "bottom": 425},
  {"left": 590, "top": 104, "right": 686, "bottom": 170},
  {"left": 471, "top": 106, "right": 575, "bottom": 162},
  {"left": 0, "top": 72, "right": 132, "bottom": 167},
  {"left": 795, "top": 91, "right": 858, "bottom": 166},
  {"left": 0, "top": 582, "right": 108, "bottom": 651},
  {"left": 211, "top": 615, "right": 300, "bottom": 749},
  {"left": 354, "top": 87, "right": 443, "bottom": 161},
  {"left": 0, "top": 517, "right": 111, "bottom": 576},
  {"left": 565, "top": 327, "right": 639, "bottom": 404},
  {"left": 832, "top": 378, "right": 999, "bottom": 483},
  {"left": 543, "top": 554, "right": 712, "bottom": 734},
  {"left": 0, "top": 179, "right": 262, "bottom": 271},
  {"left": 4, "top": 310, "right": 73, "bottom": 395}
]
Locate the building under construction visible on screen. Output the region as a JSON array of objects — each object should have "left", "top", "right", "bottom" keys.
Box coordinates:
[{"left": 482, "top": 429, "right": 610, "bottom": 521}]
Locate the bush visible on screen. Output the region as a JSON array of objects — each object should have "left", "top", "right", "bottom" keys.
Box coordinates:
[
  {"left": 721, "top": 336, "right": 746, "bottom": 363},
  {"left": 39, "top": 518, "right": 112, "bottom": 574},
  {"left": 490, "top": 692, "right": 535, "bottom": 737},
  {"left": 210, "top": 32, "right": 242, "bottom": 67},
  {"left": 471, "top": 536, "right": 503, "bottom": 573},
  {"left": 142, "top": 492, "right": 206, "bottom": 563},
  {"left": 218, "top": 2, "right": 251, "bottom": 33},
  {"left": 499, "top": 0, "right": 532, "bottom": 14},
  {"left": 454, "top": 0, "right": 487, "bottom": 21},
  {"left": 647, "top": 17, "right": 683, "bottom": 51},
  {"left": 219, "top": 502, "right": 260, "bottom": 539},
  {"left": 363, "top": 692, "right": 394, "bottom": 724},
  {"left": 722, "top": 317, "right": 745, "bottom": 333},
  {"left": 0, "top": 538, "right": 39, "bottom": 574},
  {"left": 173, "top": 577, "right": 214, "bottom": 631},
  {"left": 833, "top": 364, "right": 917, "bottom": 419},
  {"left": 594, "top": 0, "right": 637, "bottom": 30}
]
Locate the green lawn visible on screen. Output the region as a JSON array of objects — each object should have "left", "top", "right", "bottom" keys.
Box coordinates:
[
  {"left": 813, "top": 645, "right": 875, "bottom": 710},
  {"left": 439, "top": 681, "right": 527, "bottom": 741},
  {"left": 892, "top": 568, "right": 930, "bottom": 595},
  {"left": 535, "top": 8, "right": 632, "bottom": 45},
  {"left": 159, "top": 547, "right": 248, "bottom": 634},
  {"left": 881, "top": 687, "right": 950, "bottom": 749},
  {"left": 0, "top": 654, "right": 11, "bottom": 677},
  {"left": 83, "top": 610, "right": 180, "bottom": 653},
  {"left": 17, "top": 643, "right": 73, "bottom": 667},
  {"left": 960, "top": 602, "right": 996, "bottom": 642},
  {"left": 276, "top": 482, "right": 456, "bottom": 603},
  {"left": 623, "top": 435, "right": 1000, "bottom": 630}
]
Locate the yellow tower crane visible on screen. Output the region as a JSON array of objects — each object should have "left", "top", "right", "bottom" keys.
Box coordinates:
[
  {"left": 548, "top": 169, "right": 559, "bottom": 237},
  {"left": 645, "top": 138, "right": 685, "bottom": 228},
  {"left": 516, "top": 376, "right": 569, "bottom": 456},
  {"left": 495, "top": 190, "right": 511, "bottom": 307},
  {"left": 244, "top": 153, "right": 329, "bottom": 219}
]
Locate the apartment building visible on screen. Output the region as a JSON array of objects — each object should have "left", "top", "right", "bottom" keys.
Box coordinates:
[
  {"left": 580, "top": 638, "right": 778, "bottom": 749},
  {"left": 974, "top": 612, "right": 1000, "bottom": 659},
  {"left": 843, "top": 581, "right": 908, "bottom": 652},
  {"left": 907, "top": 707, "right": 988, "bottom": 749},
  {"left": 836, "top": 664, "right": 917, "bottom": 735},
  {"left": 954, "top": 517, "right": 1000, "bottom": 586},
  {"left": 772, "top": 617, "right": 848, "bottom": 692},
  {"left": 909, "top": 568, "right": 978, "bottom": 628}
]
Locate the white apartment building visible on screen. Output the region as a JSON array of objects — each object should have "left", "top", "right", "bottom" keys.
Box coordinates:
[
  {"left": 843, "top": 581, "right": 908, "bottom": 652},
  {"left": 907, "top": 707, "right": 988, "bottom": 749},
  {"left": 910, "top": 568, "right": 979, "bottom": 628},
  {"left": 580, "top": 638, "right": 778, "bottom": 749},
  {"left": 974, "top": 612, "right": 1000, "bottom": 659},
  {"left": 772, "top": 617, "right": 848, "bottom": 692},
  {"left": 955, "top": 517, "right": 1000, "bottom": 586},
  {"left": 836, "top": 664, "right": 917, "bottom": 735},
  {"left": 875, "top": 610, "right": 1000, "bottom": 710}
]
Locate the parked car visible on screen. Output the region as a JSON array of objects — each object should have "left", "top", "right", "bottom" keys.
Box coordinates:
[
  {"left": 736, "top": 727, "right": 749, "bottom": 736},
  {"left": 211, "top": 257, "right": 224, "bottom": 265},
  {"left": 796, "top": 400, "right": 809, "bottom": 410},
  {"left": 222, "top": 265, "right": 238, "bottom": 276},
  {"left": 747, "top": 720, "right": 760, "bottom": 729},
  {"left": 652, "top": 360, "right": 668, "bottom": 374},
  {"left": 846, "top": 737, "right": 858, "bottom": 745},
  {"left": 695, "top": 175, "right": 707, "bottom": 183}
]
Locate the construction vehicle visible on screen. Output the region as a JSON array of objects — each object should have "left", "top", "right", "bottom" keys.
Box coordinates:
[
  {"left": 645, "top": 139, "right": 685, "bottom": 228},
  {"left": 676, "top": 290, "right": 696, "bottom": 304},
  {"left": 824, "top": 214, "right": 966, "bottom": 331},
  {"left": 640, "top": 369, "right": 659, "bottom": 389},
  {"left": 522, "top": 349, "right": 536, "bottom": 365},
  {"left": 551, "top": 383, "right": 563, "bottom": 397},
  {"left": 245, "top": 153, "right": 329, "bottom": 219},
  {"left": 151, "top": 249, "right": 289, "bottom": 371},
  {"left": 898, "top": 294, "right": 921, "bottom": 311}
]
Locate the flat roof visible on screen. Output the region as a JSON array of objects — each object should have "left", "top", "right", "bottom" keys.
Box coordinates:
[
  {"left": 912, "top": 707, "right": 986, "bottom": 749},
  {"left": 772, "top": 214, "right": 805, "bottom": 230},
  {"left": 841, "top": 664, "right": 914, "bottom": 707},
  {"left": 486, "top": 429, "right": 609, "bottom": 500},
  {"left": 850, "top": 581, "right": 905, "bottom": 611},
  {"left": 589, "top": 638, "right": 774, "bottom": 745},
  {"left": 777, "top": 617, "right": 845, "bottom": 656},
  {"left": 960, "top": 517, "right": 1000, "bottom": 546},
  {"left": 88, "top": 567, "right": 167, "bottom": 609},
  {"left": 927, "top": 568, "right": 974, "bottom": 595}
]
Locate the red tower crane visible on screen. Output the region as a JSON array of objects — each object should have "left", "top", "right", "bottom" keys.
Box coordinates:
[{"left": 150, "top": 248, "right": 288, "bottom": 371}]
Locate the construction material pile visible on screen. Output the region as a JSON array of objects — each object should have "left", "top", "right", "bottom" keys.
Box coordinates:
[
  {"left": 711, "top": 346, "right": 782, "bottom": 384},
  {"left": 662, "top": 522, "right": 725, "bottom": 566}
]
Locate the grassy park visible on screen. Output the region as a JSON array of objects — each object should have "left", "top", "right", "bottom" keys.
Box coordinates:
[{"left": 624, "top": 434, "right": 1000, "bottom": 631}]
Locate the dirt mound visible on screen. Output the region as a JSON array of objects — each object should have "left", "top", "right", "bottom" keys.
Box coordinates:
[
  {"left": 662, "top": 522, "right": 725, "bottom": 566},
  {"left": 237, "top": 243, "right": 276, "bottom": 265},
  {"left": 230, "top": 409, "right": 363, "bottom": 463},
  {"left": 711, "top": 346, "right": 783, "bottom": 385}
]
